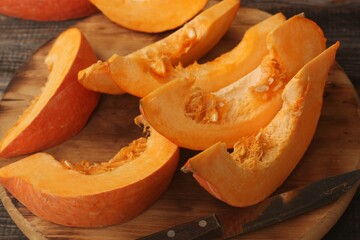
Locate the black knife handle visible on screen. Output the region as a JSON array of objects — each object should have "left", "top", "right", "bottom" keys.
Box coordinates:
[{"left": 138, "top": 214, "right": 223, "bottom": 240}]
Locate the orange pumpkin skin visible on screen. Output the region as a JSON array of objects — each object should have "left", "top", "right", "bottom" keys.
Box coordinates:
[
  {"left": 182, "top": 42, "right": 340, "bottom": 207},
  {"left": 140, "top": 15, "right": 326, "bottom": 150},
  {"left": 0, "top": 28, "right": 100, "bottom": 158},
  {"left": 0, "top": 153, "right": 178, "bottom": 227},
  {"left": 0, "top": 0, "right": 98, "bottom": 21},
  {"left": 90, "top": 0, "right": 209, "bottom": 33},
  {"left": 78, "top": 0, "right": 240, "bottom": 97},
  {"left": 0, "top": 117, "right": 179, "bottom": 227}
]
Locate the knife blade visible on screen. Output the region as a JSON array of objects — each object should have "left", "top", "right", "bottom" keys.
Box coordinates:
[{"left": 139, "top": 169, "right": 360, "bottom": 240}]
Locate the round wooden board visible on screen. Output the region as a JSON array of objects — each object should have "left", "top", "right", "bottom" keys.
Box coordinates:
[{"left": 0, "top": 4, "right": 359, "bottom": 240}]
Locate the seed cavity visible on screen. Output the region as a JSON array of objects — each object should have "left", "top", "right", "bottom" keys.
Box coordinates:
[
  {"left": 252, "top": 58, "right": 288, "bottom": 101},
  {"left": 61, "top": 137, "right": 147, "bottom": 175},
  {"left": 184, "top": 87, "right": 226, "bottom": 124},
  {"left": 231, "top": 132, "right": 266, "bottom": 164}
]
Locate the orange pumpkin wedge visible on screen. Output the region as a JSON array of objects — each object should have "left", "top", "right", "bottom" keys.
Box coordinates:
[
  {"left": 78, "top": 60, "right": 124, "bottom": 95},
  {"left": 0, "top": 116, "right": 179, "bottom": 227},
  {"left": 182, "top": 42, "right": 340, "bottom": 207},
  {"left": 90, "top": 0, "right": 208, "bottom": 33},
  {"left": 140, "top": 15, "right": 326, "bottom": 150},
  {"left": 175, "top": 12, "right": 286, "bottom": 92},
  {"left": 0, "top": 0, "right": 98, "bottom": 21},
  {"left": 0, "top": 28, "right": 100, "bottom": 158},
  {"left": 78, "top": 0, "right": 240, "bottom": 97}
]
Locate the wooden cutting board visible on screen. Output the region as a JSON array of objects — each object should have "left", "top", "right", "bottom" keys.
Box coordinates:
[{"left": 0, "top": 4, "right": 359, "bottom": 240}]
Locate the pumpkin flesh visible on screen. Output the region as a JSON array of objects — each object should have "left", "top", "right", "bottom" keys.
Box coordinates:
[
  {"left": 140, "top": 15, "right": 326, "bottom": 150},
  {"left": 183, "top": 42, "right": 340, "bottom": 207},
  {"left": 0, "top": 116, "right": 179, "bottom": 227},
  {"left": 78, "top": 0, "right": 240, "bottom": 97},
  {"left": 78, "top": 60, "right": 124, "bottom": 94},
  {"left": 90, "top": 0, "right": 208, "bottom": 33},
  {"left": 0, "top": 28, "right": 100, "bottom": 158},
  {"left": 176, "top": 13, "right": 286, "bottom": 92}
]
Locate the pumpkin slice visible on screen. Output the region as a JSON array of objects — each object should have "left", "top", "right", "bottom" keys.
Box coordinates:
[
  {"left": 0, "top": 28, "right": 100, "bottom": 158},
  {"left": 175, "top": 12, "right": 286, "bottom": 92},
  {"left": 78, "top": 0, "right": 240, "bottom": 97},
  {"left": 0, "top": 0, "right": 98, "bottom": 21},
  {"left": 79, "top": 7, "right": 285, "bottom": 95},
  {"left": 0, "top": 116, "right": 179, "bottom": 227},
  {"left": 182, "top": 42, "right": 340, "bottom": 207},
  {"left": 140, "top": 15, "right": 326, "bottom": 150},
  {"left": 90, "top": 0, "right": 208, "bottom": 33},
  {"left": 79, "top": 60, "right": 124, "bottom": 95}
]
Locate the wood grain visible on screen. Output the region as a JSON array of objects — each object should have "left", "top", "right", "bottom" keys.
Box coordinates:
[{"left": 0, "top": 5, "right": 359, "bottom": 240}]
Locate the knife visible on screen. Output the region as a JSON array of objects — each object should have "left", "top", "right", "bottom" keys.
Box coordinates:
[{"left": 139, "top": 169, "right": 360, "bottom": 240}]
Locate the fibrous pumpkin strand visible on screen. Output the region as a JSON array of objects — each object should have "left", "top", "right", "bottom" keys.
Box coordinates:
[
  {"left": 184, "top": 57, "right": 288, "bottom": 125},
  {"left": 61, "top": 137, "right": 147, "bottom": 175},
  {"left": 184, "top": 87, "right": 226, "bottom": 124},
  {"left": 231, "top": 132, "right": 267, "bottom": 165},
  {"left": 141, "top": 27, "right": 199, "bottom": 81},
  {"left": 252, "top": 58, "right": 287, "bottom": 101},
  {"left": 149, "top": 59, "right": 167, "bottom": 77},
  {"left": 161, "top": 25, "right": 199, "bottom": 61},
  {"left": 177, "top": 26, "right": 199, "bottom": 54},
  {"left": 141, "top": 48, "right": 173, "bottom": 80}
]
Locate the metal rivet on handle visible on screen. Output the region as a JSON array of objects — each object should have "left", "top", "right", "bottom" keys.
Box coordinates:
[
  {"left": 198, "top": 220, "right": 207, "bottom": 228},
  {"left": 167, "top": 230, "right": 176, "bottom": 238}
]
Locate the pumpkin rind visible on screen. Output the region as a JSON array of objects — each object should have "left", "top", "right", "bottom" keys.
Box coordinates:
[
  {"left": 140, "top": 15, "right": 326, "bottom": 150},
  {"left": 183, "top": 42, "right": 340, "bottom": 207},
  {"left": 0, "top": 0, "right": 98, "bottom": 21},
  {"left": 78, "top": 0, "right": 240, "bottom": 97},
  {"left": 0, "top": 116, "right": 179, "bottom": 227},
  {"left": 0, "top": 28, "right": 100, "bottom": 158}
]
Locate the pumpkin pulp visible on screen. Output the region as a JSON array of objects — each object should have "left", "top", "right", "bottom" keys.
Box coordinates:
[
  {"left": 183, "top": 42, "right": 340, "bottom": 207},
  {"left": 140, "top": 15, "right": 327, "bottom": 150},
  {"left": 78, "top": 0, "right": 240, "bottom": 97},
  {"left": 175, "top": 12, "right": 286, "bottom": 92},
  {"left": 90, "top": 0, "right": 209, "bottom": 33}
]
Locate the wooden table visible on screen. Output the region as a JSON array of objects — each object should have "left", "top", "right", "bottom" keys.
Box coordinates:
[{"left": 0, "top": 0, "right": 359, "bottom": 239}]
